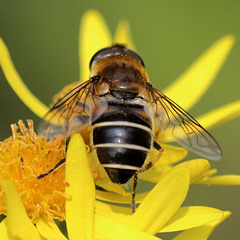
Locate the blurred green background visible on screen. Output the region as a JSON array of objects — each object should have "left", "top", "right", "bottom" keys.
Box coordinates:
[{"left": 0, "top": 0, "right": 239, "bottom": 239}]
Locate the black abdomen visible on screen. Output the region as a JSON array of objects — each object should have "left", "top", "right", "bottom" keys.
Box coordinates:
[{"left": 92, "top": 101, "right": 152, "bottom": 184}]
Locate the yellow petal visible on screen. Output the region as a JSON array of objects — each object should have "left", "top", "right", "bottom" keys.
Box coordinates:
[
  {"left": 0, "top": 219, "right": 10, "bottom": 240},
  {"left": 65, "top": 134, "right": 95, "bottom": 240},
  {"left": 114, "top": 20, "right": 136, "bottom": 49},
  {"left": 173, "top": 211, "right": 231, "bottom": 240},
  {"left": 96, "top": 189, "right": 148, "bottom": 204},
  {"left": 139, "top": 144, "right": 188, "bottom": 182},
  {"left": 128, "top": 167, "right": 190, "bottom": 235},
  {"left": 159, "top": 144, "right": 188, "bottom": 166},
  {"left": 194, "top": 168, "right": 218, "bottom": 184},
  {"left": 160, "top": 206, "right": 224, "bottom": 232},
  {"left": 94, "top": 214, "right": 162, "bottom": 240},
  {"left": 79, "top": 10, "right": 112, "bottom": 81},
  {"left": 176, "top": 159, "right": 211, "bottom": 184},
  {"left": 95, "top": 200, "right": 131, "bottom": 224},
  {"left": 163, "top": 35, "right": 235, "bottom": 110},
  {"left": 2, "top": 180, "right": 41, "bottom": 240},
  {"left": 0, "top": 38, "right": 49, "bottom": 118},
  {"left": 139, "top": 165, "right": 171, "bottom": 183},
  {"left": 88, "top": 151, "right": 128, "bottom": 195},
  {"left": 96, "top": 181, "right": 127, "bottom": 195},
  {"left": 141, "top": 159, "right": 210, "bottom": 185},
  {"left": 197, "top": 100, "right": 240, "bottom": 130},
  {"left": 197, "top": 175, "right": 240, "bottom": 185},
  {"left": 36, "top": 218, "right": 67, "bottom": 240},
  {"left": 151, "top": 144, "right": 188, "bottom": 167}
]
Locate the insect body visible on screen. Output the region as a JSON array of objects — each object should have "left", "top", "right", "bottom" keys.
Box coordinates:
[
  {"left": 92, "top": 98, "right": 153, "bottom": 184},
  {"left": 38, "top": 44, "right": 221, "bottom": 211}
]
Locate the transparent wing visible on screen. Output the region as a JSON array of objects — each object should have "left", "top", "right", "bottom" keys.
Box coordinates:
[
  {"left": 147, "top": 86, "right": 221, "bottom": 160},
  {"left": 38, "top": 79, "right": 107, "bottom": 139}
]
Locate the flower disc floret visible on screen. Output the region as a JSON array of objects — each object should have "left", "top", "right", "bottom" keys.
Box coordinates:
[{"left": 0, "top": 120, "right": 66, "bottom": 223}]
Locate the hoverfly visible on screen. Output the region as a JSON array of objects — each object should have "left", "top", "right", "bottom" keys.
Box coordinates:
[{"left": 38, "top": 44, "right": 221, "bottom": 212}]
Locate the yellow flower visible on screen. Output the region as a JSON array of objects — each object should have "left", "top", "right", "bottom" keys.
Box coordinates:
[
  {"left": 0, "top": 9, "right": 240, "bottom": 239},
  {"left": 0, "top": 130, "right": 231, "bottom": 239}
]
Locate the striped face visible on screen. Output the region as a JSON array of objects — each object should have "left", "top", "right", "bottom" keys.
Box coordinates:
[{"left": 92, "top": 100, "right": 153, "bottom": 184}]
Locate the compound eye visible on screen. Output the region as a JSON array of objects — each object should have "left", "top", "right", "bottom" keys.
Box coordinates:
[
  {"left": 89, "top": 47, "right": 112, "bottom": 69},
  {"left": 133, "top": 52, "right": 145, "bottom": 67},
  {"left": 89, "top": 45, "right": 145, "bottom": 69}
]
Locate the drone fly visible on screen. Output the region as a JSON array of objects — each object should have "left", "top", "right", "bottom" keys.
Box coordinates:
[{"left": 38, "top": 44, "right": 221, "bottom": 212}]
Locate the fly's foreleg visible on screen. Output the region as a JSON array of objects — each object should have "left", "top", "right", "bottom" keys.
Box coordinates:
[{"left": 36, "top": 158, "right": 66, "bottom": 180}]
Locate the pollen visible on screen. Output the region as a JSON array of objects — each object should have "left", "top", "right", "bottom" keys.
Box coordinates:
[{"left": 0, "top": 120, "right": 67, "bottom": 223}]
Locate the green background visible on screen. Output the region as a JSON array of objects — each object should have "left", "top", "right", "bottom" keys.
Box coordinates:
[{"left": 0, "top": 0, "right": 239, "bottom": 239}]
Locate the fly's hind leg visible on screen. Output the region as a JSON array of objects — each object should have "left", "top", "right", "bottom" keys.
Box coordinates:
[
  {"left": 131, "top": 173, "right": 138, "bottom": 214},
  {"left": 139, "top": 140, "right": 163, "bottom": 173},
  {"left": 131, "top": 140, "right": 163, "bottom": 213}
]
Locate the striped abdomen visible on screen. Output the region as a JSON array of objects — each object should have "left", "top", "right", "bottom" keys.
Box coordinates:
[{"left": 92, "top": 101, "right": 153, "bottom": 184}]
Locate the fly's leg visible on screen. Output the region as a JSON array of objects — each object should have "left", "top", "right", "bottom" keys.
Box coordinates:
[
  {"left": 131, "top": 140, "right": 163, "bottom": 213},
  {"left": 36, "top": 137, "right": 70, "bottom": 180},
  {"left": 36, "top": 158, "right": 66, "bottom": 179},
  {"left": 139, "top": 140, "right": 163, "bottom": 173},
  {"left": 131, "top": 173, "right": 138, "bottom": 214}
]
